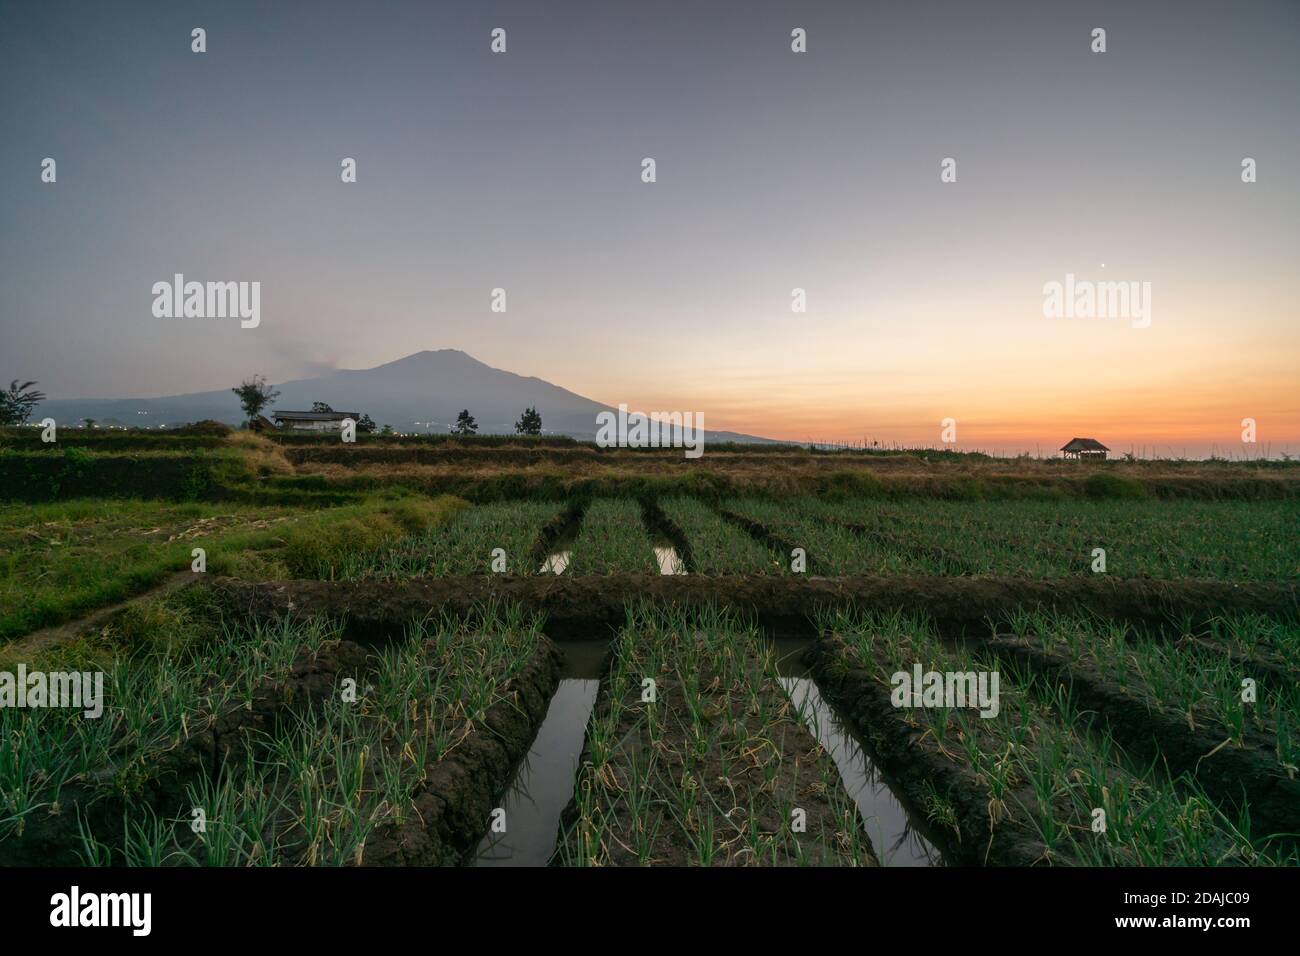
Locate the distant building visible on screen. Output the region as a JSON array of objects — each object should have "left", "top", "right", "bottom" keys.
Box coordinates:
[
  {"left": 272, "top": 409, "right": 361, "bottom": 432},
  {"left": 248, "top": 414, "right": 277, "bottom": 433},
  {"left": 1060, "top": 437, "right": 1110, "bottom": 460}
]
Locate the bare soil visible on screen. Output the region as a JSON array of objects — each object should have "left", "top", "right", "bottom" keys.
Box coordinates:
[{"left": 206, "top": 574, "right": 1299, "bottom": 644}]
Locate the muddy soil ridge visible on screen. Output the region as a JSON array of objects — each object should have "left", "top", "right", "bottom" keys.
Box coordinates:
[
  {"left": 207, "top": 574, "right": 1300, "bottom": 643},
  {"left": 808, "top": 635, "right": 1046, "bottom": 866},
  {"left": 361, "top": 638, "right": 561, "bottom": 865}
]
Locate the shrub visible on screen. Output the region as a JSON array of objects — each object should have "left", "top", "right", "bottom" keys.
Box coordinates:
[
  {"left": 1084, "top": 472, "right": 1148, "bottom": 500},
  {"left": 177, "top": 420, "right": 233, "bottom": 436},
  {"left": 820, "top": 470, "right": 886, "bottom": 500},
  {"left": 270, "top": 495, "right": 468, "bottom": 578}
]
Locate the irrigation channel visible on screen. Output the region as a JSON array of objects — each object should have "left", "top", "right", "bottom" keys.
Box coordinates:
[
  {"left": 469, "top": 635, "right": 941, "bottom": 866},
  {"left": 198, "top": 564, "right": 1300, "bottom": 866},
  {"left": 771, "top": 638, "right": 943, "bottom": 867},
  {"left": 652, "top": 538, "right": 687, "bottom": 575},
  {"left": 538, "top": 522, "right": 576, "bottom": 574},
  {"left": 473, "top": 642, "right": 604, "bottom": 866},
  {"left": 538, "top": 537, "right": 687, "bottom": 576}
]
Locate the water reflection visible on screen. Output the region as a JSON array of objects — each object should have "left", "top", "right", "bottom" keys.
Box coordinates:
[{"left": 771, "top": 639, "right": 944, "bottom": 867}]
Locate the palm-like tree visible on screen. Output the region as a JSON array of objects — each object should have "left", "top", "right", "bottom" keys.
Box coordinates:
[{"left": 0, "top": 380, "right": 46, "bottom": 425}]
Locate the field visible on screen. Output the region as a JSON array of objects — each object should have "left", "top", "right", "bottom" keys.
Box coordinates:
[
  {"left": 813, "top": 609, "right": 1297, "bottom": 865},
  {"left": 554, "top": 604, "right": 875, "bottom": 866},
  {"left": 0, "top": 427, "right": 1296, "bottom": 866},
  {"left": 0, "top": 595, "right": 554, "bottom": 865},
  {"left": 0, "top": 494, "right": 466, "bottom": 643}
]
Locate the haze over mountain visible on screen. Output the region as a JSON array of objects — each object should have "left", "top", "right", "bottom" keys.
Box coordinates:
[{"left": 38, "top": 349, "right": 778, "bottom": 443}]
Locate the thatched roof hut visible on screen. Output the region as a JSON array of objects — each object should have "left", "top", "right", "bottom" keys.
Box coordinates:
[{"left": 1061, "top": 437, "right": 1110, "bottom": 459}]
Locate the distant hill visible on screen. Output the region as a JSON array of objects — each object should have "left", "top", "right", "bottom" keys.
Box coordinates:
[{"left": 38, "top": 349, "right": 780, "bottom": 443}]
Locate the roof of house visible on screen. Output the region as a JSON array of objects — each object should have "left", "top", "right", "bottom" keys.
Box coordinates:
[
  {"left": 272, "top": 410, "right": 360, "bottom": 422},
  {"left": 1060, "top": 437, "right": 1110, "bottom": 452}
]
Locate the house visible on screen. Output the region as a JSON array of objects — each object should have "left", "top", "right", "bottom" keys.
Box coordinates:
[
  {"left": 248, "top": 414, "right": 277, "bottom": 433},
  {"left": 272, "top": 409, "right": 362, "bottom": 432},
  {"left": 1060, "top": 437, "right": 1110, "bottom": 460}
]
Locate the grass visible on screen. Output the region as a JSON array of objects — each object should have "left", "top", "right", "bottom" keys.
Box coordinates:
[
  {"left": 702, "top": 496, "right": 1300, "bottom": 579},
  {"left": 214, "top": 494, "right": 468, "bottom": 580},
  {"left": 0, "top": 494, "right": 467, "bottom": 641},
  {"left": 335, "top": 500, "right": 564, "bottom": 578},
  {"left": 0, "top": 499, "right": 305, "bottom": 642},
  {"left": 1204, "top": 613, "right": 1300, "bottom": 663},
  {"left": 807, "top": 498, "right": 1298, "bottom": 579},
  {"left": 0, "top": 588, "right": 338, "bottom": 846},
  {"left": 140, "top": 602, "right": 546, "bottom": 866},
  {"left": 726, "top": 498, "right": 942, "bottom": 574}
]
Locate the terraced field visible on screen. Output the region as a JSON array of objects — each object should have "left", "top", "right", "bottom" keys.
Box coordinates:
[
  {"left": 554, "top": 605, "right": 875, "bottom": 866},
  {"left": 804, "top": 498, "right": 1298, "bottom": 580},
  {"left": 0, "top": 495, "right": 467, "bottom": 642},
  {"left": 344, "top": 501, "right": 568, "bottom": 578},
  {"left": 2, "top": 451, "right": 1296, "bottom": 868},
  {"left": 0, "top": 596, "right": 556, "bottom": 866},
  {"left": 565, "top": 498, "right": 659, "bottom": 575},
  {"left": 812, "top": 609, "right": 1297, "bottom": 866}
]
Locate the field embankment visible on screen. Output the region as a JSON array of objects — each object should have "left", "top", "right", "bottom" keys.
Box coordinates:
[{"left": 4, "top": 428, "right": 1297, "bottom": 502}]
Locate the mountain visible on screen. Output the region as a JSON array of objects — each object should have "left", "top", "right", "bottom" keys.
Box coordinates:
[{"left": 37, "top": 349, "right": 780, "bottom": 443}]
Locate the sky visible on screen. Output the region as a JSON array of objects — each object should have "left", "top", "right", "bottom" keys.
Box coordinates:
[{"left": 1, "top": 0, "right": 1297, "bottom": 455}]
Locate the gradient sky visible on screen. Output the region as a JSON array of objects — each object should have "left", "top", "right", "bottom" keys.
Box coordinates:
[{"left": 2, "top": 0, "right": 1297, "bottom": 455}]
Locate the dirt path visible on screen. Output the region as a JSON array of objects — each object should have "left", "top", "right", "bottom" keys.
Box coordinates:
[{"left": 3, "top": 571, "right": 200, "bottom": 660}]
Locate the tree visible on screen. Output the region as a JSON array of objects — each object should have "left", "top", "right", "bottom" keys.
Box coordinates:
[
  {"left": 452, "top": 409, "right": 478, "bottom": 436},
  {"left": 515, "top": 406, "right": 542, "bottom": 436},
  {"left": 380, "top": 424, "right": 393, "bottom": 436},
  {"left": 83, "top": 418, "right": 97, "bottom": 429},
  {"left": 0, "top": 380, "right": 46, "bottom": 425},
  {"left": 231, "top": 375, "right": 280, "bottom": 425},
  {"left": 357, "top": 413, "right": 376, "bottom": 433},
  {"left": 311, "top": 402, "right": 334, "bottom": 413}
]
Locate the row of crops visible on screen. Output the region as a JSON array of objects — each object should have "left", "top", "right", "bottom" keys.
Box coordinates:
[
  {"left": 0, "top": 595, "right": 552, "bottom": 866},
  {"left": 556, "top": 604, "right": 875, "bottom": 865},
  {"left": 4, "top": 596, "right": 865, "bottom": 866},
  {"left": 4, "top": 494, "right": 1293, "bottom": 645},
  {"left": 352, "top": 496, "right": 1297, "bottom": 581},
  {"left": 713, "top": 497, "right": 1297, "bottom": 579},
  {"left": 815, "top": 608, "right": 1299, "bottom": 865},
  {"left": 3, "top": 590, "right": 1296, "bottom": 866}
]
